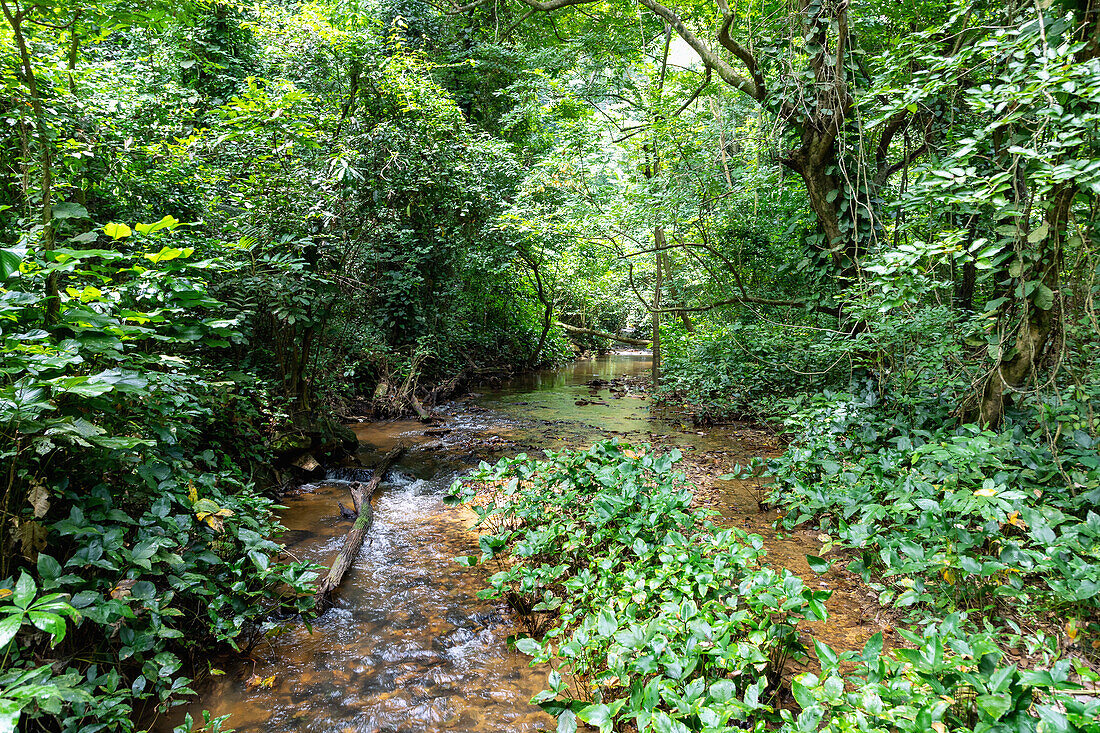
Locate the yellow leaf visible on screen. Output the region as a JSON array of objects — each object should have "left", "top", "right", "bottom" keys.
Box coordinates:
[
  {"left": 1066, "top": 618, "right": 1079, "bottom": 642},
  {"left": 135, "top": 215, "right": 180, "bottom": 235},
  {"left": 199, "top": 512, "right": 226, "bottom": 532},
  {"left": 941, "top": 567, "right": 957, "bottom": 585},
  {"left": 187, "top": 483, "right": 198, "bottom": 504},
  {"left": 0, "top": 588, "right": 12, "bottom": 600},
  {"left": 974, "top": 487, "right": 997, "bottom": 498},
  {"left": 103, "top": 222, "right": 132, "bottom": 239}
]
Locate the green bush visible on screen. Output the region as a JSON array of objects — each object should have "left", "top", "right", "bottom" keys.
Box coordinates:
[
  {"left": 659, "top": 321, "right": 851, "bottom": 421},
  {"left": 0, "top": 222, "right": 317, "bottom": 732},
  {"left": 784, "top": 614, "right": 1100, "bottom": 733},
  {"left": 762, "top": 386, "right": 1100, "bottom": 623},
  {"left": 448, "top": 440, "right": 828, "bottom": 732}
]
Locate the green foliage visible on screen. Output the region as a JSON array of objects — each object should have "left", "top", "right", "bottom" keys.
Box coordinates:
[
  {"left": 784, "top": 614, "right": 1100, "bottom": 733},
  {"left": 449, "top": 441, "right": 824, "bottom": 732},
  {"left": 0, "top": 216, "right": 319, "bottom": 732},
  {"left": 762, "top": 386, "right": 1100, "bottom": 623},
  {"left": 0, "top": 577, "right": 88, "bottom": 732},
  {"left": 660, "top": 321, "right": 851, "bottom": 420}
]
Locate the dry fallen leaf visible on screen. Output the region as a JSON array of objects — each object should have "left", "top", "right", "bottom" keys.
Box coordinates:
[
  {"left": 246, "top": 673, "right": 276, "bottom": 689},
  {"left": 28, "top": 481, "right": 50, "bottom": 519},
  {"left": 111, "top": 579, "right": 137, "bottom": 600}
]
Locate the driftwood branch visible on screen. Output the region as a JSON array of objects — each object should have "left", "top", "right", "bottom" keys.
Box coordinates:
[
  {"left": 314, "top": 446, "right": 406, "bottom": 609},
  {"left": 556, "top": 321, "right": 652, "bottom": 347}
]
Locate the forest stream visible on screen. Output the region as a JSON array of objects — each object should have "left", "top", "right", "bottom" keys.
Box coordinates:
[{"left": 163, "top": 353, "right": 884, "bottom": 733}]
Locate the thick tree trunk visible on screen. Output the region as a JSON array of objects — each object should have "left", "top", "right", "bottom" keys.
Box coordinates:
[
  {"left": 954, "top": 260, "right": 977, "bottom": 311},
  {"left": 782, "top": 131, "right": 864, "bottom": 283},
  {"left": 315, "top": 446, "right": 405, "bottom": 609},
  {"left": 974, "top": 185, "right": 1074, "bottom": 427}
]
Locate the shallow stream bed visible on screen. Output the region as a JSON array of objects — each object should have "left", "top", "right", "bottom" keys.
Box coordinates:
[{"left": 165, "top": 353, "right": 880, "bottom": 732}]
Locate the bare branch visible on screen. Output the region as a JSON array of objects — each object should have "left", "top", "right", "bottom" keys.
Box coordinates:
[
  {"left": 674, "top": 65, "right": 711, "bottom": 115},
  {"left": 513, "top": 0, "right": 600, "bottom": 11},
  {"left": 635, "top": 0, "right": 759, "bottom": 99},
  {"left": 448, "top": 0, "right": 492, "bottom": 13},
  {"left": 717, "top": 15, "right": 765, "bottom": 100}
]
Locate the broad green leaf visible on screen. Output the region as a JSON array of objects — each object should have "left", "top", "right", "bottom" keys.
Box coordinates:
[
  {"left": 0, "top": 615, "right": 21, "bottom": 648},
  {"left": 596, "top": 608, "right": 617, "bottom": 636},
  {"left": 514, "top": 637, "right": 540, "bottom": 655},
  {"left": 53, "top": 202, "right": 90, "bottom": 220},
  {"left": 13, "top": 573, "right": 35, "bottom": 610},
  {"left": 27, "top": 611, "right": 66, "bottom": 645},
  {"left": 976, "top": 693, "right": 1012, "bottom": 719},
  {"left": 1034, "top": 284, "right": 1055, "bottom": 310},
  {"left": 556, "top": 710, "right": 577, "bottom": 733},
  {"left": 577, "top": 703, "right": 613, "bottom": 733},
  {"left": 0, "top": 249, "right": 22, "bottom": 280}
]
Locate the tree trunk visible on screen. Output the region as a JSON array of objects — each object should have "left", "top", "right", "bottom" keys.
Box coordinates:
[
  {"left": 651, "top": 227, "right": 663, "bottom": 387},
  {"left": 315, "top": 446, "right": 406, "bottom": 609},
  {"left": 974, "top": 185, "right": 1074, "bottom": 427},
  {"left": 527, "top": 258, "right": 553, "bottom": 367},
  {"left": 661, "top": 251, "right": 694, "bottom": 332},
  {"left": 973, "top": 2, "right": 1097, "bottom": 427}
]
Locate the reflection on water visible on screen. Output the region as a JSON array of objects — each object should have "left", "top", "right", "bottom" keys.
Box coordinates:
[{"left": 171, "top": 354, "right": 744, "bottom": 733}]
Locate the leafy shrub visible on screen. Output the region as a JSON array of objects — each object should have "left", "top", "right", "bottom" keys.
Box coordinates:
[
  {"left": 448, "top": 440, "right": 827, "bottom": 732},
  {"left": 763, "top": 386, "right": 1100, "bottom": 624},
  {"left": 659, "top": 321, "right": 851, "bottom": 421},
  {"left": 0, "top": 221, "right": 318, "bottom": 732},
  {"left": 784, "top": 613, "right": 1100, "bottom": 733}
]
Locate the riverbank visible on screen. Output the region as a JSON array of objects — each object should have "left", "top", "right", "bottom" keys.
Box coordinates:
[{"left": 167, "top": 353, "right": 887, "bottom": 731}]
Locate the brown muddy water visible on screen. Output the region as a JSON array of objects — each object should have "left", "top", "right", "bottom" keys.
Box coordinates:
[{"left": 163, "top": 353, "right": 873, "bottom": 733}]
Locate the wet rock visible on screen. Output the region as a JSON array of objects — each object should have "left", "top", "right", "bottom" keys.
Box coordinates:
[{"left": 294, "top": 453, "right": 322, "bottom": 473}]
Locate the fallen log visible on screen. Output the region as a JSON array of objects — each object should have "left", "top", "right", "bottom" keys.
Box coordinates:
[
  {"left": 555, "top": 322, "right": 652, "bottom": 347},
  {"left": 314, "top": 446, "right": 406, "bottom": 609}
]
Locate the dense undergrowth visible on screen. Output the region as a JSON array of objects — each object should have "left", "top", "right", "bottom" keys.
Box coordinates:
[
  {"left": 452, "top": 441, "right": 1100, "bottom": 732},
  {"left": 448, "top": 441, "right": 825, "bottom": 732},
  {"left": 4, "top": 0, "right": 1098, "bottom": 730},
  {"left": 0, "top": 222, "right": 320, "bottom": 732}
]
